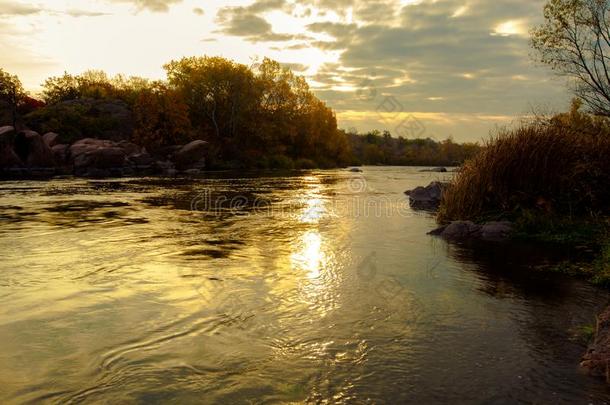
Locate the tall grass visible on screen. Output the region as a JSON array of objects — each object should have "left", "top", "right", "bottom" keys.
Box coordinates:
[{"left": 438, "top": 102, "right": 610, "bottom": 223}]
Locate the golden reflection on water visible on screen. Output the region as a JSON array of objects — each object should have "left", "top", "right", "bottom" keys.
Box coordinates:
[{"left": 292, "top": 231, "right": 324, "bottom": 280}]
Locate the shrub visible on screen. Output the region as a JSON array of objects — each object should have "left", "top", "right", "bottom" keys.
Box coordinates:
[{"left": 438, "top": 101, "right": 610, "bottom": 223}]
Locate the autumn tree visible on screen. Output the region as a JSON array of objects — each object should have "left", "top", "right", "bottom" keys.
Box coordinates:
[
  {"left": 164, "top": 56, "right": 260, "bottom": 146},
  {"left": 531, "top": 0, "right": 610, "bottom": 115},
  {"left": 132, "top": 82, "right": 192, "bottom": 149}
]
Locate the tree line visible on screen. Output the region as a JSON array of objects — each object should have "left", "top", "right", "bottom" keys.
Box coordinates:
[{"left": 1, "top": 57, "right": 480, "bottom": 169}]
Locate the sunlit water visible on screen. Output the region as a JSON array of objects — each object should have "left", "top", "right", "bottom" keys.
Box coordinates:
[{"left": 1, "top": 167, "right": 609, "bottom": 404}]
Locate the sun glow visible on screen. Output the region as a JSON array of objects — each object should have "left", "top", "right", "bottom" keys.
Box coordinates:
[{"left": 493, "top": 20, "right": 526, "bottom": 37}]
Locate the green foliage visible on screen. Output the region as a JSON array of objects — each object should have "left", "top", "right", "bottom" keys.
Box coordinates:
[
  {"left": 24, "top": 99, "right": 130, "bottom": 143},
  {"left": 348, "top": 131, "right": 481, "bottom": 166},
  {"left": 0, "top": 68, "right": 27, "bottom": 126}
]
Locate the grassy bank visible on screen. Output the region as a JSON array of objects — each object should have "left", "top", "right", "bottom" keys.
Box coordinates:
[{"left": 438, "top": 101, "right": 610, "bottom": 284}]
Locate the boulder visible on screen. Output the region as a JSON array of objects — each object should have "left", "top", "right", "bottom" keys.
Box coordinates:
[
  {"left": 51, "top": 144, "right": 70, "bottom": 165},
  {"left": 173, "top": 140, "right": 208, "bottom": 170},
  {"left": 405, "top": 181, "right": 447, "bottom": 209},
  {"left": 42, "top": 132, "right": 60, "bottom": 148},
  {"left": 14, "top": 130, "right": 55, "bottom": 168},
  {"left": 581, "top": 307, "right": 610, "bottom": 382},
  {"left": 69, "top": 138, "right": 126, "bottom": 176},
  {"left": 436, "top": 221, "right": 482, "bottom": 239},
  {"left": 0, "top": 126, "right": 23, "bottom": 169},
  {"left": 127, "top": 152, "right": 154, "bottom": 167},
  {"left": 480, "top": 221, "right": 514, "bottom": 241},
  {"left": 428, "top": 220, "right": 514, "bottom": 241}
]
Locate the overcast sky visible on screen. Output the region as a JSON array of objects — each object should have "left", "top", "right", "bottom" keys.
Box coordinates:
[{"left": 0, "top": 0, "right": 571, "bottom": 142}]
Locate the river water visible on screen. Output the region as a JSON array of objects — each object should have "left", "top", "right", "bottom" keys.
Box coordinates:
[{"left": 1, "top": 167, "right": 609, "bottom": 404}]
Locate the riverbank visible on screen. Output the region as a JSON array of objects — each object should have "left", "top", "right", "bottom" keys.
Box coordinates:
[{"left": 433, "top": 104, "right": 610, "bottom": 380}]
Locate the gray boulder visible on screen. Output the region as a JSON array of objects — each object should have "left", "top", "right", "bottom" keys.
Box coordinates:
[
  {"left": 42, "top": 132, "right": 60, "bottom": 148},
  {"left": 52, "top": 144, "right": 70, "bottom": 166},
  {"left": 173, "top": 140, "right": 208, "bottom": 170},
  {"left": 428, "top": 220, "right": 513, "bottom": 241},
  {"left": 405, "top": 181, "right": 447, "bottom": 209},
  {"left": 480, "top": 221, "right": 514, "bottom": 241},
  {"left": 14, "top": 130, "right": 55, "bottom": 168},
  {"left": 0, "top": 126, "right": 23, "bottom": 169},
  {"left": 70, "top": 138, "right": 126, "bottom": 176}
]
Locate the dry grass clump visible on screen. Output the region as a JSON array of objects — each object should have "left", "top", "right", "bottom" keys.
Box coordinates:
[{"left": 438, "top": 102, "right": 610, "bottom": 223}]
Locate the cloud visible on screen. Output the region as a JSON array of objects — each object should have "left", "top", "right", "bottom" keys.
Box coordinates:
[
  {"left": 193, "top": 7, "right": 204, "bottom": 16},
  {"left": 0, "top": 1, "right": 42, "bottom": 16},
  {"left": 110, "top": 0, "right": 183, "bottom": 13},
  {"left": 216, "top": 0, "right": 307, "bottom": 42}
]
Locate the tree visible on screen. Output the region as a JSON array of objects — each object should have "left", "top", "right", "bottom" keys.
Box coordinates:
[
  {"left": 532, "top": 0, "right": 610, "bottom": 115},
  {"left": 132, "top": 82, "right": 192, "bottom": 149},
  {"left": 42, "top": 72, "right": 81, "bottom": 104},
  {"left": 164, "top": 56, "right": 260, "bottom": 146},
  {"left": 0, "top": 68, "right": 26, "bottom": 128}
]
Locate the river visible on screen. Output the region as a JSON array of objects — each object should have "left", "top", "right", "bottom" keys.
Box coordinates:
[{"left": 1, "top": 167, "right": 609, "bottom": 403}]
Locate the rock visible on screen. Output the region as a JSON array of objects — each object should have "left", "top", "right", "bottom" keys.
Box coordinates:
[
  {"left": 127, "top": 152, "right": 154, "bottom": 167},
  {"left": 51, "top": 144, "right": 69, "bottom": 165},
  {"left": 405, "top": 181, "right": 447, "bottom": 209},
  {"left": 116, "top": 140, "right": 143, "bottom": 156},
  {"left": 69, "top": 138, "right": 126, "bottom": 175},
  {"left": 437, "top": 221, "right": 482, "bottom": 239},
  {"left": 0, "top": 126, "right": 15, "bottom": 138},
  {"left": 420, "top": 167, "right": 448, "bottom": 173},
  {"left": 14, "top": 130, "right": 55, "bottom": 167},
  {"left": 428, "top": 220, "right": 514, "bottom": 241},
  {"left": 173, "top": 140, "right": 208, "bottom": 170},
  {"left": 349, "top": 167, "right": 363, "bottom": 173},
  {"left": 0, "top": 126, "right": 23, "bottom": 169},
  {"left": 480, "top": 221, "right": 513, "bottom": 240},
  {"left": 69, "top": 138, "right": 116, "bottom": 157},
  {"left": 581, "top": 307, "right": 610, "bottom": 382},
  {"left": 42, "top": 132, "right": 60, "bottom": 148}
]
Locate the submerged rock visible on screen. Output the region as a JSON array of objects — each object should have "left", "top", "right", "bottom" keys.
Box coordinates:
[
  {"left": 429, "top": 221, "right": 513, "bottom": 241},
  {"left": 405, "top": 181, "right": 447, "bottom": 209},
  {"left": 582, "top": 307, "right": 610, "bottom": 382}
]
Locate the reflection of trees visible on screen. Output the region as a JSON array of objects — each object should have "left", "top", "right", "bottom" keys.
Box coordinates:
[{"left": 445, "top": 239, "right": 610, "bottom": 389}]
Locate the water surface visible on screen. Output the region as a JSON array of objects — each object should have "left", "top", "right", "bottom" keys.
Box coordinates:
[{"left": 1, "top": 167, "right": 609, "bottom": 403}]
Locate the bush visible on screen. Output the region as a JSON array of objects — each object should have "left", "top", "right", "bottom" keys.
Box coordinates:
[
  {"left": 267, "top": 154, "right": 295, "bottom": 170},
  {"left": 294, "top": 158, "right": 317, "bottom": 170},
  {"left": 438, "top": 101, "right": 610, "bottom": 223}
]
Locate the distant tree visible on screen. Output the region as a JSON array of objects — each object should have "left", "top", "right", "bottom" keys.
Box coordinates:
[
  {"left": 531, "top": 0, "right": 610, "bottom": 115},
  {"left": 0, "top": 68, "right": 26, "bottom": 128}
]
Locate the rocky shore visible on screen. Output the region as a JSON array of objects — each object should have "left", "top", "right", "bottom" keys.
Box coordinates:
[{"left": 0, "top": 126, "right": 208, "bottom": 179}]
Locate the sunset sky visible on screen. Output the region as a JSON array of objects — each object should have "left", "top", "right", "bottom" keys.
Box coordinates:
[{"left": 0, "top": 0, "right": 570, "bottom": 142}]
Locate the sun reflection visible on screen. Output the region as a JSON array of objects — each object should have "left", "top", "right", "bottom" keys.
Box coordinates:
[
  {"left": 300, "top": 198, "right": 325, "bottom": 223},
  {"left": 292, "top": 231, "right": 324, "bottom": 280}
]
